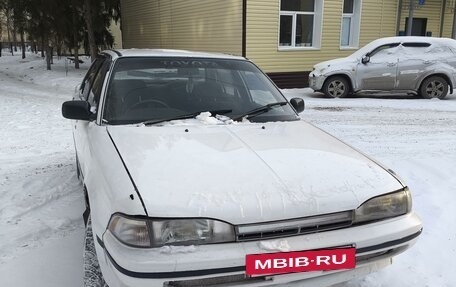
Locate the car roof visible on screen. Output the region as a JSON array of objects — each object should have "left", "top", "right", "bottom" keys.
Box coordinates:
[
  {"left": 101, "top": 49, "right": 246, "bottom": 61},
  {"left": 369, "top": 36, "right": 456, "bottom": 46}
]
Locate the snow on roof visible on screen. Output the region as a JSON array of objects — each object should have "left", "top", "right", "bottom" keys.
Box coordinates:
[
  {"left": 350, "top": 36, "right": 456, "bottom": 58},
  {"left": 102, "top": 49, "right": 246, "bottom": 60}
]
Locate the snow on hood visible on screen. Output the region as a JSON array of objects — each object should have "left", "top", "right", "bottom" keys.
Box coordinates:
[
  {"left": 313, "top": 57, "right": 356, "bottom": 71},
  {"left": 107, "top": 121, "right": 403, "bottom": 225}
]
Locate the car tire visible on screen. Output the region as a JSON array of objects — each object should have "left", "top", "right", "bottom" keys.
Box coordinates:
[
  {"left": 420, "top": 76, "right": 449, "bottom": 99},
  {"left": 322, "top": 76, "right": 350, "bottom": 98},
  {"left": 84, "top": 217, "right": 108, "bottom": 287}
]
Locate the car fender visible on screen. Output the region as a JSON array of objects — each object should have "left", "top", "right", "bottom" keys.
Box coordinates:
[
  {"left": 414, "top": 64, "right": 456, "bottom": 92},
  {"left": 80, "top": 126, "right": 147, "bottom": 242},
  {"left": 323, "top": 70, "right": 356, "bottom": 91}
]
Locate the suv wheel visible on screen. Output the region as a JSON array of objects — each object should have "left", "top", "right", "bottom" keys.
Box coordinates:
[
  {"left": 84, "top": 217, "right": 108, "bottom": 287},
  {"left": 420, "top": 76, "right": 449, "bottom": 99},
  {"left": 323, "top": 76, "right": 350, "bottom": 98}
]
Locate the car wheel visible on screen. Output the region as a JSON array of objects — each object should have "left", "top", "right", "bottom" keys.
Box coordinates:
[
  {"left": 84, "top": 217, "right": 108, "bottom": 287},
  {"left": 323, "top": 76, "right": 350, "bottom": 98},
  {"left": 420, "top": 76, "right": 449, "bottom": 99}
]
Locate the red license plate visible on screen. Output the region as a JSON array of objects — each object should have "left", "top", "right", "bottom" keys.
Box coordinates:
[{"left": 245, "top": 247, "right": 356, "bottom": 276}]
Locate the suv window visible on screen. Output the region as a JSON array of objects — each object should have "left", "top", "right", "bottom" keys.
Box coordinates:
[
  {"left": 402, "top": 42, "right": 431, "bottom": 48},
  {"left": 369, "top": 43, "right": 400, "bottom": 57}
]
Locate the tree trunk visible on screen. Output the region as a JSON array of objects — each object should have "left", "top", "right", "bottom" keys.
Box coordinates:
[
  {"left": 83, "top": 0, "right": 98, "bottom": 61},
  {"left": 6, "top": 11, "right": 13, "bottom": 55},
  {"left": 46, "top": 45, "right": 52, "bottom": 70},
  {"left": 12, "top": 24, "right": 17, "bottom": 52},
  {"left": 20, "top": 30, "right": 26, "bottom": 59},
  {"left": 41, "top": 42, "right": 45, "bottom": 58},
  {"left": 72, "top": 0, "right": 80, "bottom": 69}
]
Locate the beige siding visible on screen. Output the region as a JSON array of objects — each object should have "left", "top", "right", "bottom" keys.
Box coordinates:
[
  {"left": 441, "top": 2, "right": 454, "bottom": 38},
  {"left": 110, "top": 20, "right": 123, "bottom": 49},
  {"left": 121, "top": 0, "right": 242, "bottom": 55},
  {"left": 246, "top": 0, "right": 399, "bottom": 73},
  {"left": 399, "top": 0, "right": 442, "bottom": 36},
  {"left": 121, "top": 0, "right": 161, "bottom": 48},
  {"left": 359, "top": 0, "right": 398, "bottom": 46}
]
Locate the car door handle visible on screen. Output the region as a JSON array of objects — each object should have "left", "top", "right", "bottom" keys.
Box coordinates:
[
  {"left": 387, "top": 62, "right": 397, "bottom": 67},
  {"left": 423, "top": 60, "right": 431, "bottom": 64}
]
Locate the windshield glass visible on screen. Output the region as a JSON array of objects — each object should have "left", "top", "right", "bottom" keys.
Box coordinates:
[{"left": 103, "top": 57, "right": 298, "bottom": 125}]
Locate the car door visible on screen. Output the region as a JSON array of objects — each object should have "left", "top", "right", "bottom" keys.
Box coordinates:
[
  {"left": 74, "top": 56, "right": 110, "bottom": 177},
  {"left": 396, "top": 42, "right": 432, "bottom": 90},
  {"left": 356, "top": 43, "right": 400, "bottom": 91}
]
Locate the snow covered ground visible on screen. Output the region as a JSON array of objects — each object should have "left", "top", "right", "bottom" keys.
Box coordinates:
[{"left": 0, "top": 53, "right": 455, "bottom": 286}]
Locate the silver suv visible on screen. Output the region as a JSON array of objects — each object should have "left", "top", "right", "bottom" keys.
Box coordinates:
[{"left": 309, "top": 36, "right": 456, "bottom": 99}]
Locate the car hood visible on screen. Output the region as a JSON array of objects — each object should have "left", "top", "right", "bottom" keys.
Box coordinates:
[
  {"left": 314, "top": 57, "right": 357, "bottom": 72},
  {"left": 107, "top": 121, "right": 403, "bottom": 225}
]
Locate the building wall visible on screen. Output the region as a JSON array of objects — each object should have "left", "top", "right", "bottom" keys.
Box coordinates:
[
  {"left": 110, "top": 20, "right": 123, "bottom": 49},
  {"left": 246, "top": 0, "right": 399, "bottom": 73},
  {"left": 121, "top": 0, "right": 243, "bottom": 55},
  {"left": 442, "top": 0, "right": 455, "bottom": 38},
  {"left": 398, "top": 0, "right": 452, "bottom": 37}
]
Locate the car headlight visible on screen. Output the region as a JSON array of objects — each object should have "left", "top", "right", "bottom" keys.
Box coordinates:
[
  {"left": 107, "top": 214, "right": 236, "bottom": 248},
  {"left": 353, "top": 188, "right": 412, "bottom": 224}
]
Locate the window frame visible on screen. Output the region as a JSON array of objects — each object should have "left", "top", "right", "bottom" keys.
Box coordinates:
[
  {"left": 340, "top": 0, "right": 362, "bottom": 50},
  {"left": 278, "top": 0, "right": 324, "bottom": 50}
]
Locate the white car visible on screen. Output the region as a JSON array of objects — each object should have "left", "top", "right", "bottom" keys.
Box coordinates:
[
  {"left": 309, "top": 36, "right": 456, "bottom": 99},
  {"left": 62, "top": 49, "right": 422, "bottom": 287}
]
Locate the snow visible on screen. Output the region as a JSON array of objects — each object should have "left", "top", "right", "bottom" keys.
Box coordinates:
[
  {"left": 259, "top": 240, "right": 291, "bottom": 252},
  {"left": 1, "top": 53, "right": 455, "bottom": 286}
]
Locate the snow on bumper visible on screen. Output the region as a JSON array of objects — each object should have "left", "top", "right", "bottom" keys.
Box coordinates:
[
  {"left": 97, "top": 212, "right": 422, "bottom": 287},
  {"left": 308, "top": 71, "right": 326, "bottom": 91}
]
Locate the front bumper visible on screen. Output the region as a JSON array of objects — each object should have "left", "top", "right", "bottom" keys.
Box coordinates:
[
  {"left": 97, "top": 212, "right": 422, "bottom": 287},
  {"left": 308, "top": 71, "right": 327, "bottom": 91}
]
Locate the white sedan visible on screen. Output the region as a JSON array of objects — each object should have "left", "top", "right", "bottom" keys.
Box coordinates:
[{"left": 62, "top": 49, "right": 422, "bottom": 287}]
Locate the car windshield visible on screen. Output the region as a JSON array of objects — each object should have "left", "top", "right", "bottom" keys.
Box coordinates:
[{"left": 103, "top": 57, "right": 298, "bottom": 125}]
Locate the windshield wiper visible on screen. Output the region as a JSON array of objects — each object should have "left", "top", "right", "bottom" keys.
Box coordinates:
[
  {"left": 141, "top": 109, "right": 232, "bottom": 126},
  {"left": 233, "top": 102, "right": 288, "bottom": 121}
]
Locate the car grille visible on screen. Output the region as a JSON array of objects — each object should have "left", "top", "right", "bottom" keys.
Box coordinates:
[{"left": 236, "top": 211, "right": 353, "bottom": 242}]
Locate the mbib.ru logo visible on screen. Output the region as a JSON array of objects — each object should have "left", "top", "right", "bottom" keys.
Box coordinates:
[{"left": 246, "top": 248, "right": 356, "bottom": 276}]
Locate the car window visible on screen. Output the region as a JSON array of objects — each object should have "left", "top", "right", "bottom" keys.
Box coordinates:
[
  {"left": 400, "top": 43, "right": 433, "bottom": 58},
  {"left": 81, "top": 56, "right": 105, "bottom": 101},
  {"left": 103, "top": 57, "right": 297, "bottom": 125},
  {"left": 369, "top": 43, "right": 400, "bottom": 58},
  {"left": 88, "top": 59, "right": 111, "bottom": 111},
  {"left": 402, "top": 42, "right": 431, "bottom": 48}
]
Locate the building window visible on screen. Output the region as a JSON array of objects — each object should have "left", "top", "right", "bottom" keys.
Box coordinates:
[
  {"left": 340, "top": 0, "right": 361, "bottom": 48},
  {"left": 279, "top": 0, "right": 323, "bottom": 49}
]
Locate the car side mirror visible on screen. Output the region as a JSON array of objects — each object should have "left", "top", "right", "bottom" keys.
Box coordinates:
[
  {"left": 362, "top": 55, "right": 370, "bottom": 64},
  {"left": 62, "top": 100, "right": 95, "bottom": 121},
  {"left": 290, "top": 98, "right": 305, "bottom": 113}
]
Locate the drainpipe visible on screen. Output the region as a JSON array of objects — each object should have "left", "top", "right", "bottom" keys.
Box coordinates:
[
  {"left": 453, "top": 0, "right": 456, "bottom": 38},
  {"left": 242, "top": 0, "right": 246, "bottom": 57},
  {"left": 440, "top": 0, "right": 446, "bottom": 37},
  {"left": 406, "top": 0, "right": 415, "bottom": 36}
]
